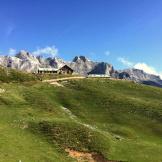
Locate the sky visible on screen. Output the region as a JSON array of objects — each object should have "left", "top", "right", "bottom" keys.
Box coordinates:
[{"left": 0, "top": 0, "right": 162, "bottom": 77}]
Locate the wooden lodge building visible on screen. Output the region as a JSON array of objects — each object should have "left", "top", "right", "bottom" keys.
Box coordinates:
[{"left": 38, "top": 65, "right": 74, "bottom": 75}]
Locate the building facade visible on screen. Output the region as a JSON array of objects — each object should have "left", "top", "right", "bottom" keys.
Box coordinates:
[{"left": 38, "top": 65, "right": 74, "bottom": 74}]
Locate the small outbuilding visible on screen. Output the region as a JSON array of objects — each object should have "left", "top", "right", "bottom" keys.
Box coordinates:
[{"left": 58, "top": 65, "right": 74, "bottom": 74}]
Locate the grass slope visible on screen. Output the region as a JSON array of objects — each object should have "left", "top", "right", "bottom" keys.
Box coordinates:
[{"left": 0, "top": 71, "right": 162, "bottom": 161}]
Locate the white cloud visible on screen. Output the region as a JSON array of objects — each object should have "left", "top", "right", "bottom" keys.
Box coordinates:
[
  {"left": 134, "top": 63, "right": 162, "bottom": 79},
  {"left": 118, "top": 57, "right": 162, "bottom": 79},
  {"left": 8, "top": 48, "right": 17, "bottom": 56},
  {"left": 117, "top": 57, "right": 134, "bottom": 67},
  {"left": 105, "top": 51, "right": 110, "bottom": 56},
  {"left": 32, "top": 46, "right": 58, "bottom": 57}
]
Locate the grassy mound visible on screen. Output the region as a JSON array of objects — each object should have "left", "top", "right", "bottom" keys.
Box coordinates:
[
  {"left": 0, "top": 76, "right": 162, "bottom": 161},
  {"left": 0, "top": 67, "right": 37, "bottom": 82}
]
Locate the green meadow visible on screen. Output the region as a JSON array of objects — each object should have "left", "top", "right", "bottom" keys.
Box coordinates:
[{"left": 0, "top": 68, "right": 162, "bottom": 161}]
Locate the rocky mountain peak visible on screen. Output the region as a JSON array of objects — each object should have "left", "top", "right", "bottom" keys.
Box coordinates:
[
  {"left": 53, "top": 57, "right": 65, "bottom": 63},
  {"left": 115, "top": 68, "right": 162, "bottom": 87},
  {"left": 122, "top": 68, "right": 160, "bottom": 81},
  {"left": 88, "top": 62, "right": 114, "bottom": 75},
  {"left": 48, "top": 57, "right": 65, "bottom": 68},
  {"left": 16, "top": 50, "right": 34, "bottom": 60},
  {"left": 72, "top": 56, "right": 91, "bottom": 62},
  {"left": 36, "top": 55, "right": 44, "bottom": 62}
]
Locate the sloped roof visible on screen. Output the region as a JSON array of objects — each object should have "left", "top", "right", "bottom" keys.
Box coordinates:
[{"left": 59, "top": 64, "right": 74, "bottom": 71}]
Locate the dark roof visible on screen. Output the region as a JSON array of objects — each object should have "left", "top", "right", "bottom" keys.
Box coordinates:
[{"left": 59, "top": 65, "right": 74, "bottom": 71}]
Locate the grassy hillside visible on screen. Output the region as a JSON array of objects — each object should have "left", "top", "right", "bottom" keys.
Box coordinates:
[
  {"left": 0, "top": 67, "right": 37, "bottom": 82},
  {"left": 0, "top": 72, "right": 162, "bottom": 161}
]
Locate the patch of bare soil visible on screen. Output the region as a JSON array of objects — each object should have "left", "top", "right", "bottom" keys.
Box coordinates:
[
  {"left": 65, "top": 149, "right": 120, "bottom": 162},
  {"left": 50, "top": 82, "right": 64, "bottom": 87}
]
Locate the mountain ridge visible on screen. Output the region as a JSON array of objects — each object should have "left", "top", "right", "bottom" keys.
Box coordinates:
[{"left": 0, "top": 50, "right": 162, "bottom": 87}]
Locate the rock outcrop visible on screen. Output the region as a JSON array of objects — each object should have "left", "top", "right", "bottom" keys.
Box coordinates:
[
  {"left": 88, "top": 62, "right": 114, "bottom": 75},
  {"left": 69, "top": 56, "right": 98, "bottom": 75},
  {"left": 116, "top": 69, "right": 162, "bottom": 87}
]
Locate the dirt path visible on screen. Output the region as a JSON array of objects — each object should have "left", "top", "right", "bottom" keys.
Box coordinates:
[
  {"left": 43, "top": 76, "right": 85, "bottom": 83},
  {"left": 42, "top": 76, "right": 85, "bottom": 86},
  {"left": 50, "top": 82, "right": 64, "bottom": 87}
]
